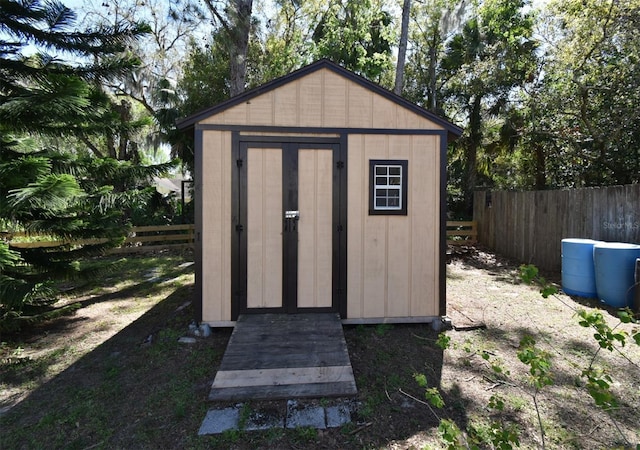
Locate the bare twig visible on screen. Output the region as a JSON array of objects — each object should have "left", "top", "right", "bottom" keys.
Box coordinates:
[
  {"left": 348, "top": 422, "right": 372, "bottom": 435},
  {"left": 411, "top": 332, "right": 436, "bottom": 342},
  {"left": 450, "top": 304, "right": 477, "bottom": 323},
  {"left": 398, "top": 388, "right": 441, "bottom": 421},
  {"left": 608, "top": 415, "right": 632, "bottom": 448},
  {"left": 533, "top": 393, "right": 546, "bottom": 450},
  {"left": 482, "top": 375, "right": 517, "bottom": 388}
]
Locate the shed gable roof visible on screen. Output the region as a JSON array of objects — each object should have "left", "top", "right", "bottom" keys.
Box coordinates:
[{"left": 176, "top": 59, "right": 462, "bottom": 137}]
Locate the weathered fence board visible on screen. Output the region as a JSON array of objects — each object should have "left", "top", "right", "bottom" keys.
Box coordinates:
[
  {"left": 474, "top": 185, "right": 640, "bottom": 272},
  {"left": 7, "top": 224, "right": 195, "bottom": 254},
  {"left": 446, "top": 221, "right": 477, "bottom": 245}
]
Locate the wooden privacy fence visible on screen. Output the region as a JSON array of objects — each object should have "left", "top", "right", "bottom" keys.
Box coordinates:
[
  {"left": 474, "top": 184, "right": 640, "bottom": 272},
  {"left": 7, "top": 224, "right": 195, "bottom": 254}
]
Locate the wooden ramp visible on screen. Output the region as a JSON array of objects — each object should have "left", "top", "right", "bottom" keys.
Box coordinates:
[{"left": 209, "top": 313, "right": 357, "bottom": 401}]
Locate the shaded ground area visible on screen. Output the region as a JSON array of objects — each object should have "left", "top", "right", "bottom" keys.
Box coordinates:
[{"left": 1, "top": 248, "right": 639, "bottom": 449}]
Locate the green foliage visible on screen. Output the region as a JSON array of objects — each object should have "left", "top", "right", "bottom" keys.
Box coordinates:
[
  {"left": 438, "top": 416, "right": 520, "bottom": 450},
  {"left": 438, "top": 419, "right": 465, "bottom": 449},
  {"left": 0, "top": 0, "right": 149, "bottom": 135},
  {"left": 439, "top": 0, "right": 538, "bottom": 215},
  {"left": 291, "top": 426, "right": 318, "bottom": 443},
  {"left": 577, "top": 310, "right": 628, "bottom": 351},
  {"left": 436, "top": 332, "right": 451, "bottom": 350},
  {"left": 0, "top": 1, "right": 179, "bottom": 332},
  {"left": 413, "top": 372, "right": 428, "bottom": 388},
  {"left": 517, "top": 336, "right": 554, "bottom": 389},
  {"left": 425, "top": 387, "right": 445, "bottom": 409},
  {"left": 468, "top": 420, "right": 521, "bottom": 450},
  {"left": 517, "top": 263, "right": 640, "bottom": 445},
  {"left": 519, "top": 264, "right": 559, "bottom": 298},
  {"left": 374, "top": 323, "right": 393, "bottom": 336},
  {"left": 488, "top": 394, "right": 505, "bottom": 411},
  {"left": 424, "top": 263, "right": 639, "bottom": 448},
  {"left": 310, "top": 0, "right": 395, "bottom": 83},
  {"left": 178, "top": 35, "right": 231, "bottom": 117},
  {"left": 531, "top": 0, "right": 640, "bottom": 188},
  {"left": 581, "top": 367, "right": 618, "bottom": 410}
]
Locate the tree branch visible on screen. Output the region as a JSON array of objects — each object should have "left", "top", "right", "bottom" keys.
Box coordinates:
[{"left": 79, "top": 133, "right": 105, "bottom": 158}]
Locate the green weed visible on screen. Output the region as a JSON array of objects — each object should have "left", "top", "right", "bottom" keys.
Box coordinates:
[
  {"left": 375, "top": 323, "right": 393, "bottom": 336},
  {"left": 290, "top": 426, "right": 318, "bottom": 443}
]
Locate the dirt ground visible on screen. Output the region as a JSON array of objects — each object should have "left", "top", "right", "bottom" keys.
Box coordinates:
[
  {"left": 440, "top": 248, "right": 640, "bottom": 449},
  {"left": 1, "top": 248, "right": 639, "bottom": 449}
]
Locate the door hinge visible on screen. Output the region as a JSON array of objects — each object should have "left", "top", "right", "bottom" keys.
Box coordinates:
[
  {"left": 336, "top": 161, "right": 344, "bottom": 169},
  {"left": 236, "top": 158, "right": 243, "bottom": 168},
  {"left": 235, "top": 224, "right": 244, "bottom": 232}
]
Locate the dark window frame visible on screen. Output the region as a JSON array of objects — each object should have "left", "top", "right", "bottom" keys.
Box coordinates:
[{"left": 369, "top": 159, "right": 408, "bottom": 216}]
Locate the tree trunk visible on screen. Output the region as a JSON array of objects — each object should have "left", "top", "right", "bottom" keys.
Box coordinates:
[
  {"left": 394, "top": 0, "right": 411, "bottom": 95},
  {"left": 534, "top": 141, "right": 546, "bottom": 190},
  {"left": 463, "top": 95, "right": 482, "bottom": 218},
  {"left": 229, "top": 0, "right": 253, "bottom": 96},
  {"left": 427, "top": 29, "right": 438, "bottom": 112}
]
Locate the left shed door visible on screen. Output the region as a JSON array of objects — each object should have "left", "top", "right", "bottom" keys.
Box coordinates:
[{"left": 245, "top": 147, "right": 283, "bottom": 309}]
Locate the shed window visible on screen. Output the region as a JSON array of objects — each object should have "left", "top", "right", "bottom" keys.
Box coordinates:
[{"left": 369, "top": 160, "right": 408, "bottom": 215}]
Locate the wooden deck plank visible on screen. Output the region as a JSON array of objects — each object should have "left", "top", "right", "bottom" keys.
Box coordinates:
[
  {"left": 213, "top": 366, "right": 354, "bottom": 388},
  {"left": 220, "top": 350, "right": 349, "bottom": 371},
  {"left": 209, "top": 313, "right": 357, "bottom": 401},
  {"left": 227, "top": 330, "right": 345, "bottom": 344},
  {"left": 209, "top": 381, "right": 357, "bottom": 402}
]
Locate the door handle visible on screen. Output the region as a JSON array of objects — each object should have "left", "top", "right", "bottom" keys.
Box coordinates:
[
  {"left": 285, "top": 210, "right": 300, "bottom": 219},
  {"left": 284, "top": 211, "right": 299, "bottom": 232}
]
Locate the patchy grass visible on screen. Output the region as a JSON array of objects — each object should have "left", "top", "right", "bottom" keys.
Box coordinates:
[{"left": 1, "top": 248, "right": 639, "bottom": 449}]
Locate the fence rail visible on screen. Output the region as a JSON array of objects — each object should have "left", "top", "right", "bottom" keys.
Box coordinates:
[
  {"left": 7, "top": 224, "right": 195, "bottom": 254},
  {"left": 474, "top": 184, "right": 640, "bottom": 272},
  {"left": 446, "top": 221, "right": 477, "bottom": 245},
  {"left": 8, "top": 222, "right": 477, "bottom": 253}
]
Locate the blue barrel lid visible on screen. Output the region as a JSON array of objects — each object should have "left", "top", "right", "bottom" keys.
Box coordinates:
[
  {"left": 562, "top": 238, "right": 601, "bottom": 244},
  {"left": 594, "top": 242, "right": 640, "bottom": 249}
]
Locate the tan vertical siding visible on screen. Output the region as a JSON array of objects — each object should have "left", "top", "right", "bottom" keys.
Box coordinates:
[
  {"left": 299, "top": 72, "right": 323, "bottom": 126},
  {"left": 346, "top": 135, "right": 365, "bottom": 318},
  {"left": 274, "top": 81, "right": 299, "bottom": 126},
  {"left": 322, "top": 71, "right": 348, "bottom": 127},
  {"left": 247, "top": 93, "right": 273, "bottom": 126},
  {"left": 220, "top": 102, "right": 248, "bottom": 125},
  {"left": 372, "top": 95, "right": 398, "bottom": 129},
  {"left": 297, "top": 149, "right": 334, "bottom": 308},
  {"left": 361, "top": 135, "right": 389, "bottom": 317},
  {"left": 347, "top": 83, "right": 372, "bottom": 128},
  {"left": 386, "top": 136, "right": 411, "bottom": 316},
  {"left": 246, "top": 148, "right": 283, "bottom": 308},
  {"left": 347, "top": 134, "right": 440, "bottom": 319},
  {"left": 201, "top": 130, "right": 232, "bottom": 323},
  {"left": 200, "top": 68, "right": 446, "bottom": 131},
  {"left": 410, "top": 136, "right": 439, "bottom": 316}
]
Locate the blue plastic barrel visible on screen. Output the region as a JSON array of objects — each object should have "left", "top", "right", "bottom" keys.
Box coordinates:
[
  {"left": 593, "top": 242, "right": 640, "bottom": 308},
  {"left": 561, "top": 238, "right": 601, "bottom": 298}
]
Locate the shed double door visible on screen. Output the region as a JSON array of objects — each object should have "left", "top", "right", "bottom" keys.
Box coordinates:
[{"left": 234, "top": 140, "right": 344, "bottom": 317}]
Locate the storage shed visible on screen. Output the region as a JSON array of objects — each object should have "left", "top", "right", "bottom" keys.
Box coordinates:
[{"left": 177, "top": 60, "right": 462, "bottom": 327}]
